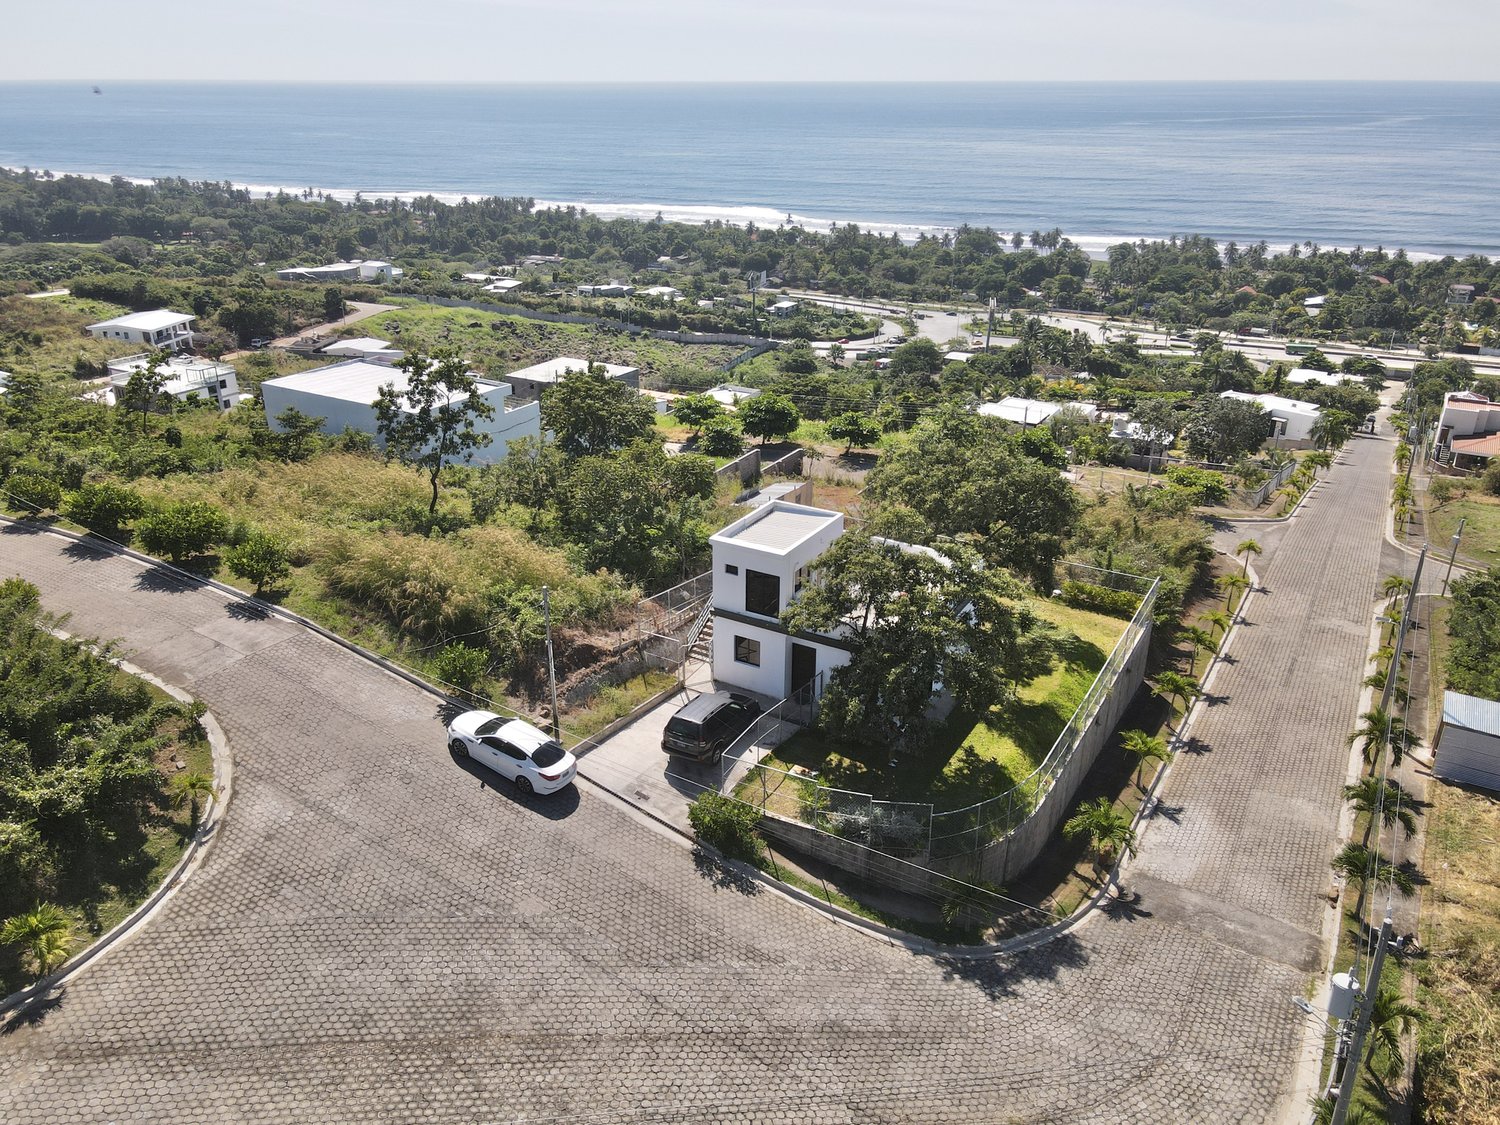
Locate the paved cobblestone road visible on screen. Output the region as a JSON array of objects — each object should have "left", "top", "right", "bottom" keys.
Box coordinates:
[{"left": 0, "top": 431, "right": 1393, "bottom": 1123}]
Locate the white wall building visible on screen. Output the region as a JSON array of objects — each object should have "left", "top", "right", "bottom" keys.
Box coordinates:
[
  {"left": 1219, "top": 391, "right": 1321, "bottom": 444},
  {"left": 767, "top": 299, "right": 799, "bottom": 317},
  {"left": 706, "top": 384, "right": 761, "bottom": 408},
  {"left": 1284, "top": 367, "right": 1350, "bottom": 386},
  {"left": 709, "top": 502, "right": 852, "bottom": 701},
  {"left": 978, "top": 397, "right": 1099, "bottom": 427},
  {"left": 501, "top": 357, "right": 640, "bottom": 402},
  {"left": 275, "top": 260, "right": 404, "bottom": 283},
  {"left": 260, "top": 359, "right": 539, "bottom": 462},
  {"left": 86, "top": 309, "right": 196, "bottom": 350},
  {"left": 321, "top": 337, "right": 404, "bottom": 362},
  {"left": 640, "top": 285, "right": 682, "bottom": 301},
  {"left": 1436, "top": 391, "right": 1500, "bottom": 467},
  {"left": 107, "top": 354, "right": 239, "bottom": 411}
]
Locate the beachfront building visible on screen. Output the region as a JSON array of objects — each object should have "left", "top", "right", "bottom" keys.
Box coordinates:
[
  {"left": 275, "top": 260, "right": 404, "bottom": 283},
  {"left": 86, "top": 309, "right": 196, "bottom": 350},
  {"left": 977, "top": 396, "right": 1099, "bottom": 427},
  {"left": 1220, "top": 390, "right": 1321, "bottom": 445},
  {"left": 500, "top": 357, "right": 640, "bottom": 403},
  {"left": 260, "top": 358, "right": 539, "bottom": 463},
  {"left": 1434, "top": 391, "right": 1500, "bottom": 469},
  {"left": 709, "top": 501, "right": 852, "bottom": 701},
  {"left": 106, "top": 354, "right": 239, "bottom": 411}
]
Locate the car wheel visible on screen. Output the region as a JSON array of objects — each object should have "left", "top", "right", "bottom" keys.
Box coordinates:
[
  {"left": 712, "top": 740, "right": 727, "bottom": 763},
  {"left": 449, "top": 737, "right": 468, "bottom": 758},
  {"left": 515, "top": 775, "right": 534, "bottom": 795}
]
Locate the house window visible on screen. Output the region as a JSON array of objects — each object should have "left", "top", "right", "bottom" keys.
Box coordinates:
[
  {"left": 219, "top": 379, "right": 228, "bottom": 390},
  {"left": 724, "top": 563, "right": 739, "bottom": 575},
  {"left": 733, "top": 636, "right": 761, "bottom": 666},
  {"left": 744, "top": 569, "right": 780, "bottom": 617}
]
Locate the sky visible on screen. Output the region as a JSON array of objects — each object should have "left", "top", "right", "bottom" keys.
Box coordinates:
[{"left": 5, "top": 0, "right": 1496, "bottom": 82}]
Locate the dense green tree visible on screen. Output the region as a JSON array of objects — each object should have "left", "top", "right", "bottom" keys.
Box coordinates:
[
  {"left": 670, "top": 392, "right": 723, "bottom": 437},
  {"left": 1062, "top": 797, "right": 1137, "bottom": 875},
  {"left": 224, "top": 530, "right": 291, "bottom": 595},
  {"left": 322, "top": 287, "right": 345, "bottom": 324},
  {"left": 1180, "top": 397, "right": 1274, "bottom": 463},
  {"left": 271, "top": 406, "right": 326, "bottom": 463},
  {"left": 136, "top": 500, "right": 229, "bottom": 562},
  {"left": 739, "top": 392, "right": 801, "bottom": 446},
  {"left": 374, "top": 350, "right": 496, "bottom": 514},
  {"left": 119, "top": 352, "right": 170, "bottom": 433},
  {"left": 1445, "top": 566, "right": 1500, "bottom": 699},
  {"left": 61, "top": 482, "right": 145, "bottom": 536},
  {"left": 540, "top": 363, "right": 656, "bottom": 459},
  {"left": 828, "top": 412, "right": 880, "bottom": 453},
  {"left": 699, "top": 416, "right": 745, "bottom": 457}
]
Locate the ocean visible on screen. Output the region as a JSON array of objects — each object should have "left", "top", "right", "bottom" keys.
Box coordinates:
[{"left": 1, "top": 81, "right": 1498, "bottom": 258}]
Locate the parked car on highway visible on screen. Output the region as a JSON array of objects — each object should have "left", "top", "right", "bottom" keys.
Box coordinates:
[
  {"left": 447, "top": 711, "right": 577, "bottom": 795},
  {"left": 661, "top": 692, "right": 761, "bottom": 763}
]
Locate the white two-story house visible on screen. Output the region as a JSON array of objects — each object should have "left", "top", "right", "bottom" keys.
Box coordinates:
[
  {"left": 86, "top": 309, "right": 197, "bottom": 350},
  {"left": 106, "top": 354, "right": 240, "bottom": 411},
  {"left": 709, "top": 501, "right": 854, "bottom": 701}
]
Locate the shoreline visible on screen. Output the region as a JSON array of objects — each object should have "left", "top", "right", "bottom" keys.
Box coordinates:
[{"left": 2, "top": 164, "right": 1462, "bottom": 262}]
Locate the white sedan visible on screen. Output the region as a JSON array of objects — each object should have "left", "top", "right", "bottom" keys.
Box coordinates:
[{"left": 447, "top": 711, "right": 577, "bottom": 795}]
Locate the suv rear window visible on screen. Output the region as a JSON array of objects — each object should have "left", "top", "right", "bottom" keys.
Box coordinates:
[{"left": 665, "top": 716, "right": 700, "bottom": 736}]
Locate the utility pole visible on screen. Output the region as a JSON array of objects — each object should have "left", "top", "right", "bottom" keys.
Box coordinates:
[
  {"left": 1330, "top": 916, "right": 1394, "bottom": 1125},
  {"left": 1440, "top": 517, "right": 1466, "bottom": 598},
  {"left": 985, "top": 297, "right": 995, "bottom": 352},
  {"left": 541, "top": 586, "right": 560, "bottom": 740}
]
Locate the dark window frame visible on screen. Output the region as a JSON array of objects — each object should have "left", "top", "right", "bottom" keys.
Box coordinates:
[
  {"left": 743, "top": 568, "right": 781, "bottom": 617},
  {"left": 733, "top": 636, "right": 761, "bottom": 666}
]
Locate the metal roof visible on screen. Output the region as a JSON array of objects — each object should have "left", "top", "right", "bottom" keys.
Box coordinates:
[
  {"left": 1443, "top": 690, "right": 1500, "bottom": 736},
  {"left": 262, "top": 359, "right": 504, "bottom": 407},
  {"left": 503, "top": 357, "right": 638, "bottom": 384},
  {"left": 717, "top": 504, "right": 840, "bottom": 552}
]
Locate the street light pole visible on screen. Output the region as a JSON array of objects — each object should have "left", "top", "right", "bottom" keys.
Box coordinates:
[
  {"left": 1440, "top": 517, "right": 1466, "bottom": 598},
  {"left": 541, "top": 585, "right": 560, "bottom": 740},
  {"left": 1330, "top": 917, "right": 1395, "bottom": 1125}
]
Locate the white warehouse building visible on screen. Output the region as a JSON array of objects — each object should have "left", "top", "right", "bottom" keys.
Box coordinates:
[
  {"left": 260, "top": 359, "right": 540, "bottom": 463},
  {"left": 709, "top": 502, "right": 853, "bottom": 701}
]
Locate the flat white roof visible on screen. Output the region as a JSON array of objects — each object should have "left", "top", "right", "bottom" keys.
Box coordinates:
[
  {"left": 712, "top": 501, "right": 841, "bottom": 554},
  {"left": 504, "top": 357, "right": 638, "bottom": 384},
  {"left": 323, "top": 337, "right": 394, "bottom": 352},
  {"left": 87, "top": 309, "right": 194, "bottom": 332},
  {"left": 1221, "top": 390, "right": 1320, "bottom": 416},
  {"left": 262, "top": 358, "right": 504, "bottom": 407}
]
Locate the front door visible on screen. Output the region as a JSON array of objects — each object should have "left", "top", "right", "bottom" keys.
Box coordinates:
[{"left": 790, "top": 643, "right": 817, "bottom": 701}]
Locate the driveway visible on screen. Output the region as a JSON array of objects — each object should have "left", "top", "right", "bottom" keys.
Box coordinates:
[{"left": 0, "top": 423, "right": 1395, "bottom": 1123}]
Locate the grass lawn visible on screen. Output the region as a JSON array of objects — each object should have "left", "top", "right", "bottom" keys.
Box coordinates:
[
  {"left": 1425, "top": 492, "right": 1500, "bottom": 572},
  {"left": 562, "top": 670, "right": 678, "bottom": 743},
  {"left": 751, "top": 597, "right": 1126, "bottom": 811}
]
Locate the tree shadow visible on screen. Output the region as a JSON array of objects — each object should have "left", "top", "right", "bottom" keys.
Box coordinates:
[
  {"left": 433, "top": 699, "right": 470, "bottom": 726},
  {"left": 61, "top": 539, "right": 113, "bottom": 563},
  {"left": 1, "top": 988, "right": 64, "bottom": 1035},
  {"left": 1145, "top": 801, "right": 1186, "bottom": 824},
  {"left": 1200, "top": 690, "right": 1231, "bottom": 708},
  {"left": 224, "top": 599, "right": 269, "bottom": 621},
  {"left": 691, "top": 848, "right": 761, "bottom": 896},
  {"left": 133, "top": 567, "right": 201, "bottom": 595},
  {"left": 0, "top": 517, "right": 52, "bottom": 536},
  {"left": 929, "top": 931, "right": 1089, "bottom": 1001},
  {"left": 1100, "top": 889, "right": 1155, "bottom": 923},
  {"left": 1181, "top": 736, "right": 1211, "bottom": 756}
]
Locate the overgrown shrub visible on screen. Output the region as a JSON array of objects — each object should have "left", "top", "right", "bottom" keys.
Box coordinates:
[
  {"left": 136, "top": 500, "right": 229, "bottom": 562},
  {"left": 4, "top": 472, "right": 60, "bottom": 513},
  {"left": 1059, "top": 580, "right": 1142, "bottom": 619},
  {"left": 62, "top": 482, "right": 145, "bottom": 535},
  {"left": 224, "top": 530, "right": 291, "bottom": 594},
  {"left": 1163, "top": 465, "right": 1229, "bottom": 506},
  {"left": 432, "top": 642, "right": 490, "bottom": 695},
  {"left": 687, "top": 792, "right": 765, "bottom": 864}
]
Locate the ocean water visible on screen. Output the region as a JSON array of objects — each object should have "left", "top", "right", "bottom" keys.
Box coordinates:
[{"left": 1, "top": 81, "right": 1498, "bottom": 257}]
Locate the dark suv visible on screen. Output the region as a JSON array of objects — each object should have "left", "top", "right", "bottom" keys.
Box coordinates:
[{"left": 661, "top": 692, "right": 761, "bottom": 762}]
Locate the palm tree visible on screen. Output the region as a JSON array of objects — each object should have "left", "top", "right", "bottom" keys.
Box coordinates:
[
  {"left": 1347, "top": 707, "right": 1415, "bottom": 770},
  {"left": 1343, "top": 776, "right": 1419, "bottom": 849},
  {"left": 1304, "top": 449, "right": 1334, "bottom": 476},
  {"left": 1331, "top": 842, "right": 1416, "bottom": 899},
  {"left": 1152, "top": 670, "right": 1201, "bottom": 715},
  {"left": 1364, "top": 989, "right": 1427, "bottom": 1082},
  {"left": 1120, "top": 729, "right": 1172, "bottom": 790},
  {"left": 1235, "top": 538, "right": 1263, "bottom": 576},
  {"left": 171, "top": 772, "right": 219, "bottom": 832},
  {"left": 1381, "top": 574, "right": 1412, "bottom": 608},
  {"left": 1393, "top": 443, "right": 1412, "bottom": 472},
  {"left": 1, "top": 903, "right": 73, "bottom": 978},
  {"left": 1182, "top": 625, "right": 1218, "bottom": 675},
  {"left": 1202, "top": 609, "right": 1232, "bottom": 639},
  {"left": 1219, "top": 572, "right": 1251, "bottom": 611},
  {"left": 1062, "top": 797, "right": 1137, "bottom": 875}
]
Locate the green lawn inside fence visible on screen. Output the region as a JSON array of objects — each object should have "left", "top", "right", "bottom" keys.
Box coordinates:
[{"left": 748, "top": 597, "right": 1128, "bottom": 812}]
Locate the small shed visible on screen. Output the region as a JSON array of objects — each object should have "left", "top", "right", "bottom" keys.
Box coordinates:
[{"left": 1433, "top": 690, "right": 1500, "bottom": 792}]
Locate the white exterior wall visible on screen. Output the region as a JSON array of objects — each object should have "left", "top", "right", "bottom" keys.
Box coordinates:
[
  {"left": 1274, "top": 408, "right": 1318, "bottom": 443},
  {"left": 710, "top": 515, "right": 844, "bottom": 617},
  {"left": 712, "top": 620, "right": 850, "bottom": 700},
  {"left": 262, "top": 381, "right": 541, "bottom": 464}
]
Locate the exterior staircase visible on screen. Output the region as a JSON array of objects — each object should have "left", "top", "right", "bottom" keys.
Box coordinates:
[{"left": 688, "top": 612, "right": 713, "bottom": 664}]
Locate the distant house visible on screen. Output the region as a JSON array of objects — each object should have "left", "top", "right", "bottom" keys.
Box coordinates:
[
  {"left": 106, "top": 353, "right": 239, "bottom": 411},
  {"left": 767, "top": 299, "right": 799, "bottom": 318},
  {"left": 707, "top": 384, "right": 761, "bottom": 408},
  {"left": 260, "top": 358, "right": 539, "bottom": 462},
  {"left": 482, "top": 277, "right": 525, "bottom": 294},
  {"left": 1284, "top": 367, "right": 1350, "bottom": 387},
  {"left": 640, "top": 285, "right": 682, "bottom": 302},
  {"left": 1447, "top": 284, "right": 1476, "bottom": 306},
  {"left": 1433, "top": 691, "right": 1500, "bottom": 792},
  {"left": 321, "top": 337, "right": 404, "bottom": 362},
  {"left": 1435, "top": 391, "right": 1500, "bottom": 468},
  {"left": 275, "top": 260, "right": 404, "bottom": 283},
  {"left": 501, "top": 357, "right": 640, "bottom": 403},
  {"left": 710, "top": 502, "right": 851, "bottom": 701},
  {"left": 977, "top": 396, "right": 1098, "bottom": 427},
  {"left": 86, "top": 309, "right": 196, "bottom": 350},
  {"left": 944, "top": 351, "right": 976, "bottom": 363},
  {"left": 1220, "top": 390, "right": 1320, "bottom": 444},
  {"left": 1302, "top": 294, "right": 1326, "bottom": 315},
  {"left": 577, "top": 283, "right": 634, "bottom": 298}
]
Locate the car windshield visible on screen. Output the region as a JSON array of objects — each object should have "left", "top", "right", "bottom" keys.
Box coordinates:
[
  {"left": 474, "top": 716, "right": 505, "bottom": 736},
  {"left": 530, "top": 742, "right": 567, "bottom": 768}
]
